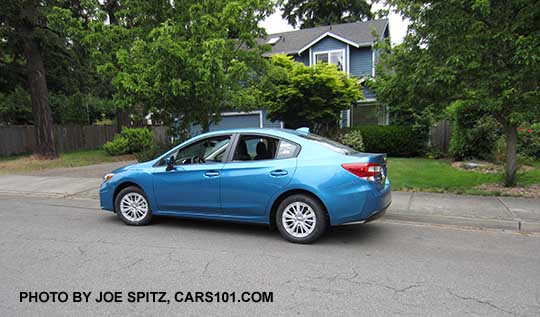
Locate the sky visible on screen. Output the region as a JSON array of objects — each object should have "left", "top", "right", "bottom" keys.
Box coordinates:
[{"left": 259, "top": 4, "right": 409, "bottom": 46}]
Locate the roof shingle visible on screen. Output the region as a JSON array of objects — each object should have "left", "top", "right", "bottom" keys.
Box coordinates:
[{"left": 260, "top": 19, "right": 389, "bottom": 56}]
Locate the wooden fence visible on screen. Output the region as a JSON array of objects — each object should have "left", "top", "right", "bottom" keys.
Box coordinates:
[{"left": 0, "top": 125, "right": 168, "bottom": 156}]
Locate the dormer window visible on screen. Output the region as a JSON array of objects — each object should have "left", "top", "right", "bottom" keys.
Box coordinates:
[
  {"left": 314, "top": 49, "right": 345, "bottom": 71},
  {"left": 267, "top": 37, "right": 281, "bottom": 45}
]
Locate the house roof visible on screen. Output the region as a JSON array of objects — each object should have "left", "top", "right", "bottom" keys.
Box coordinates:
[{"left": 260, "top": 19, "right": 389, "bottom": 56}]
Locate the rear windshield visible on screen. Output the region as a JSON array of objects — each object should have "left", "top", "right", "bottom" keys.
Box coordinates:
[{"left": 298, "top": 133, "right": 358, "bottom": 155}]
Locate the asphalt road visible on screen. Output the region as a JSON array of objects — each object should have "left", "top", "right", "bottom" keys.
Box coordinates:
[{"left": 1, "top": 194, "right": 539, "bottom": 316}]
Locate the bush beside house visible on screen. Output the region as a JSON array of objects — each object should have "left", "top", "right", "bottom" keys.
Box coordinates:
[
  {"left": 342, "top": 125, "right": 427, "bottom": 157},
  {"left": 339, "top": 130, "right": 365, "bottom": 152}
]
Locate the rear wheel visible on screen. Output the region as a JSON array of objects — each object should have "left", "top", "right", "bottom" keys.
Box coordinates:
[
  {"left": 276, "top": 194, "right": 327, "bottom": 243},
  {"left": 115, "top": 186, "right": 152, "bottom": 225}
]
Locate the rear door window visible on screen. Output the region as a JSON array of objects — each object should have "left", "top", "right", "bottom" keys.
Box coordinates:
[
  {"left": 276, "top": 140, "right": 299, "bottom": 159},
  {"left": 233, "top": 135, "right": 280, "bottom": 161},
  {"left": 298, "top": 133, "right": 357, "bottom": 155}
]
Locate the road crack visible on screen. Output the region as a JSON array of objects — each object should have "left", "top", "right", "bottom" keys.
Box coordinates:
[{"left": 447, "top": 289, "right": 515, "bottom": 315}]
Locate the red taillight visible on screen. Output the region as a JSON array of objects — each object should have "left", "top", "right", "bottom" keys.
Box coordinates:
[{"left": 341, "top": 163, "right": 382, "bottom": 182}]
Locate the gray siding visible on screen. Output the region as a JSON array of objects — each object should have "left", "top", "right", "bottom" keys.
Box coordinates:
[
  {"left": 350, "top": 46, "right": 372, "bottom": 78},
  {"left": 362, "top": 86, "right": 376, "bottom": 100},
  {"left": 210, "top": 114, "right": 260, "bottom": 131},
  {"left": 261, "top": 109, "right": 282, "bottom": 129},
  {"left": 294, "top": 54, "right": 309, "bottom": 66}
]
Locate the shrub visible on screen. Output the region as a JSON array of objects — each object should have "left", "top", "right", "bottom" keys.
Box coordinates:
[
  {"left": 344, "top": 125, "right": 427, "bottom": 157},
  {"left": 339, "top": 130, "right": 365, "bottom": 152},
  {"left": 104, "top": 128, "right": 154, "bottom": 156},
  {"left": 518, "top": 123, "right": 540, "bottom": 160},
  {"left": 103, "top": 136, "right": 130, "bottom": 156},
  {"left": 134, "top": 141, "right": 174, "bottom": 162},
  {"left": 447, "top": 101, "right": 500, "bottom": 161}
]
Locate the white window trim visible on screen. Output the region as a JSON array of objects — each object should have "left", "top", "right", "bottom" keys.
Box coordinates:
[
  {"left": 346, "top": 45, "right": 350, "bottom": 76},
  {"left": 371, "top": 45, "right": 376, "bottom": 77},
  {"left": 220, "top": 111, "right": 263, "bottom": 128},
  {"left": 311, "top": 49, "right": 346, "bottom": 72}
]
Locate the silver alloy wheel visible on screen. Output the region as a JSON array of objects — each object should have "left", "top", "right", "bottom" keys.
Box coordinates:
[
  {"left": 120, "top": 192, "right": 148, "bottom": 222},
  {"left": 282, "top": 202, "right": 317, "bottom": 238}
]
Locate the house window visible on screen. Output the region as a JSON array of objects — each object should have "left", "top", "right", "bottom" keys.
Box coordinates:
[
  {"left": 314, "top": 50, "right": 345, "bottom": 71},
  {"left": 350, "top": 103, "right": 387, "bottom": 126}
]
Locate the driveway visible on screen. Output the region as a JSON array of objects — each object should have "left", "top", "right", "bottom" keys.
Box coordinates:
[{"left": 1, "top": 194, "right": 539, "bottom": 315}]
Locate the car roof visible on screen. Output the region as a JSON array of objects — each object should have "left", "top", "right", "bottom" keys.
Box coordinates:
[{"left": 196, "top": 128, "right": 306, "bottom": 140}]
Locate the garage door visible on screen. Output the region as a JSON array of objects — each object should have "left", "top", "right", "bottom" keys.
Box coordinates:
[{"left": 209, "top": 114, "right": 261, "bottom": 131}]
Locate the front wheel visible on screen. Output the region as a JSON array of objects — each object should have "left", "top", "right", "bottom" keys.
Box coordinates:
[
  {"left": 115, "top": 186, "right": 152, "bottom": 226},
  {"left": 276, "top": 194, "right": 328, "bottom": 244}
]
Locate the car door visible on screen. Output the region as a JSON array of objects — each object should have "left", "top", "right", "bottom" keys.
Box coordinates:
[
  {"left": 220, "top": 134, "right": 300, "bottom": 220},
  {"left": 152, "top": 134, "right": 231, "bottom": 214}
]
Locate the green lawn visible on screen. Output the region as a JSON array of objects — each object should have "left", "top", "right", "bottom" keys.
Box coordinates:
[
  {"left": 0, "top": 150, "right": 134, "bottom": 174},
  {"left": 1, "top": 150, "right": 538, "bottom": 197},
  {"left": 388, "top": 158, "right": 540, "bottom": 195}
]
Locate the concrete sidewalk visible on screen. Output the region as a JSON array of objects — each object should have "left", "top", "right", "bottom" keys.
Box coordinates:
[
  {"left": 387, "top": 192, "right": 540, "bottom": 233},
  {"left": 0, "top": 174, "right": 539, "bottom": 233}
]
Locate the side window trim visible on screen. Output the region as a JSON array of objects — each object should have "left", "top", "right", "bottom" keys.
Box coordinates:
[
  {"left": 226, "top": 133, "right": 301, "bottom": 163},
  {"left": 223, "top": 133, "right": 240, "bottom": 163}
]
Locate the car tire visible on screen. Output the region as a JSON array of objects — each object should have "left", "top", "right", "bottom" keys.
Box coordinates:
[
  {"left": 276, "top": 194, "right": 328, "bottom": 244},
  {"left": 114, "top": 186, "right": 152, "bottom": 226}
]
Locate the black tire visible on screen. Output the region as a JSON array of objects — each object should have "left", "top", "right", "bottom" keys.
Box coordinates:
[
  {"left": 276, "top": 194, "right": 328, "bottom": 244},
  {"left": 114, "top": 186, "right": 152, "bottom": 226}
]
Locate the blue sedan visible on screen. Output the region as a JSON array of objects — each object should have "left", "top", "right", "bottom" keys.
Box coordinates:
[{"left": 100, "top": 128, "right": 391, "bottom": 243}]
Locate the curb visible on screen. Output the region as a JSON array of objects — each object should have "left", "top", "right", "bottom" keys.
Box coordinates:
[
  {"left": 521, "top": 221, "right": 540, "bottom": 234},
  {"left": 385, "top": 212, "right": 522, "bottom": 232},
  {"left": 1, "top": 190, "right": 539, "bottom": 233}
]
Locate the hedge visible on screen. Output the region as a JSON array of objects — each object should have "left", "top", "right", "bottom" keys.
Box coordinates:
[{"left": 344, "top": 125, "right": 427, "bottom": 157}]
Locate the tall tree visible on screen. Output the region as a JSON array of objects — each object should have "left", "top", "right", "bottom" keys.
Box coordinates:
[
  {"left": 0, "top": 1, "right": 108, "bottom": 154},
  {"left": 85, "top": 0, "right": 177, "bottom": 131},
  {"left": 1, "top": 1, "right": 57, "bottom": 157},
  {"left": 281, "top": 0, "right": 373, "bottom": 29},
  {"left": 113, "top": 0, "right": 274, "bottom": 138},
  {"left": 374, "top": 0, "right": 540, "bottom": 186}
]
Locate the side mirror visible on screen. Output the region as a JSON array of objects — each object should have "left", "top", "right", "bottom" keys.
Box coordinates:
[{"left": 165, "top": 156, "right": 175, "bottom": 171}]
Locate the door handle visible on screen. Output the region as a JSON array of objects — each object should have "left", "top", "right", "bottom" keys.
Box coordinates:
[
  {"left": 204, "top": 171, "right": 220, "bottom": 177},
  {"left": 270, "top": 169, "right": 288, "bottom": 177}
]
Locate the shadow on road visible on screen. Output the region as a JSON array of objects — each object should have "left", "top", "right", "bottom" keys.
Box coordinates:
[{"left": 98, "top": 212, "right": 387, "bottom": 245}]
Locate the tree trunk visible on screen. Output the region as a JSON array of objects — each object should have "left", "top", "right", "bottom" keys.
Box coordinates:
[
  {"left": 504, "top": 124, "right": 518, "bottom": 187},
  {"left": 23, "top": 37, "right": 58, "bottom": 159}
]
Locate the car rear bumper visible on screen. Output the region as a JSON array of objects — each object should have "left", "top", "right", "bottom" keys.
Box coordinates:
[
  {"left": 328, "top": 179, "right": 391, "bottom": 225},
  {"left": 364, "top": 205, "right": 387, "bottom": 223}
]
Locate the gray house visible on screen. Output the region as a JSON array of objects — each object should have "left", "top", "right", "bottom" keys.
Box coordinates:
[{"left": 205, "top": 19, "right": 390, "bottom": 132}]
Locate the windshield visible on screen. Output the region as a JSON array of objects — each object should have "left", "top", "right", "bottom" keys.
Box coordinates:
[{"left": 298, "top": 133, "right": 357, "bottom": 155}]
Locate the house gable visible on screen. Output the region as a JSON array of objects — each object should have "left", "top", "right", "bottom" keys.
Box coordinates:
[
  {"left": 308, "top": 36, "right": 348, "bottom": 70},
  {"left": 297, "top": 32, "right": 362, "bottom": 55}
]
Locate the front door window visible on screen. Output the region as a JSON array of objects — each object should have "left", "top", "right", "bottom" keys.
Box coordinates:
[{"left": 171, "top": 135, "right": 231, "bottom": 165}]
